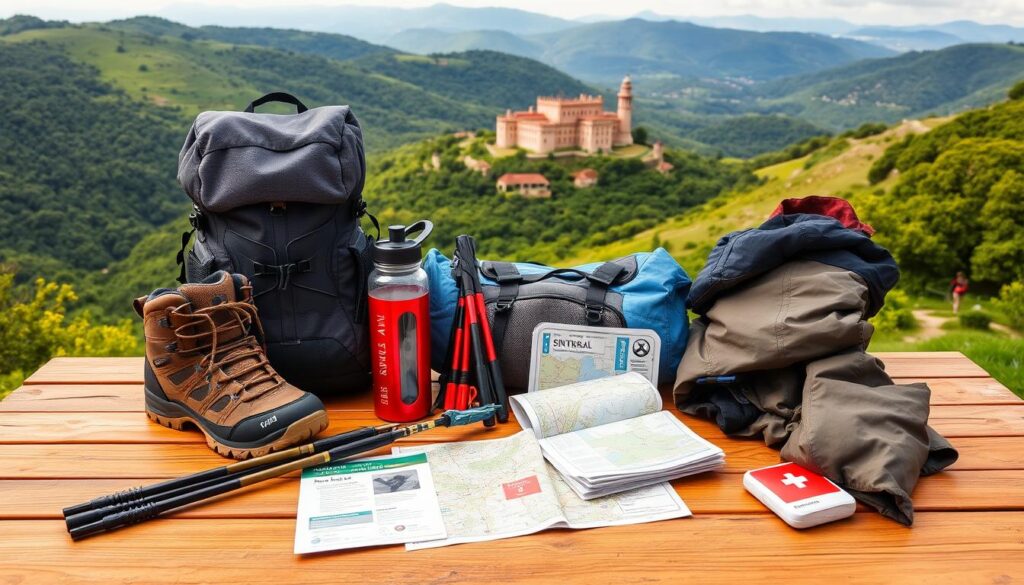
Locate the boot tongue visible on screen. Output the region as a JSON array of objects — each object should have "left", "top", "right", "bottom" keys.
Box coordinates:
[
  {"left": 180, "top": 272, "right": 277, "bottom": 397},
  {"left": 178, "top": 271, "right": 243, "bottom": 309}
]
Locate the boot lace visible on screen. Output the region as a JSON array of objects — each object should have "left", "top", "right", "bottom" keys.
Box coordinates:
[{"left": 170, "top": 295, "right": 282, "bottom": 402}]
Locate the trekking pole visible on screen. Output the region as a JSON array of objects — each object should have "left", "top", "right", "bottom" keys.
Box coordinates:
[
  {"left": 435, "top": 296, "right": 463, "bottom": 411},
  {"left": 465, "top": 238, "right": 509, "bottom": 423},
  {"left": 63, "top": 423, "right": 395, "bottom": 529},
  {"left": 68, "top": 406, "right": 501, "bottom": 541}
]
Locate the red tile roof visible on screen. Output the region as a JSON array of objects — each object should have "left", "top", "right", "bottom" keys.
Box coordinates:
[
  {"left": 497, "top": 173, "right": 549, "bottom": 186},
  {"left": 572, "top": 168, "right": 599, "bottom": 179}
]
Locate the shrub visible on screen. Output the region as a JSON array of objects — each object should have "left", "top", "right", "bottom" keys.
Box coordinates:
[
  {"left": 994, "top": 281, "right": 1024, "bottom": 330},
  {"left": 959, "top": 310, "right": 992, "bottom": 330},
  {"left": 872, "top": 289, "right": 917, "bottom": 333},
  {"left": 0, "top": 274, "right": 140, "bottom": 399},
  {"left": 1009, "top": 79, "right": 1024, "bottom": 101}
]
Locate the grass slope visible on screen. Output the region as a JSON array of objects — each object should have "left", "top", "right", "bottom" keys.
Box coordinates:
[{"left": 106, "top": 16, "right": 394, "bottom": 61}]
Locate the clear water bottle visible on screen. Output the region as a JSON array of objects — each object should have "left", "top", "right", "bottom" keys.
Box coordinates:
[{"left": 368, "top": 221, "right": 433, "bottom": 422}]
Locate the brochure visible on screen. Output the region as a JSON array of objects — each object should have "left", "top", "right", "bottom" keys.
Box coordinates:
[{"left": 293, "top": 453, "right": 446, "bottom": 554}]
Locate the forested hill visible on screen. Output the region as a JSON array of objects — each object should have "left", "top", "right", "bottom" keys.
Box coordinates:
[
  {"left": 0, "top": 41, "right": 182, "bottom": 274},
  {"left": 757, "top": 43, "right": 1024, "bottom": 129}
]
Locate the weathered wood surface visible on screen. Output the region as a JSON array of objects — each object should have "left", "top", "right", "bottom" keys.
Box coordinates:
[{"left": 1, "top": 354, "right": 1021, "bottom": 584}]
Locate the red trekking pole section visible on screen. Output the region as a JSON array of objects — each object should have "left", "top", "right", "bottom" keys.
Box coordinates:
[{"left": 434, "top": 235, "right": 508, "bottom": 424}]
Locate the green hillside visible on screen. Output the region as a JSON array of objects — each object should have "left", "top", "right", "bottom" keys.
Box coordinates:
[
  {"left": 1, "top": 23, "right": 499, "bottom": 150},
  {"left": 349, "top": 50, "right": 591, "bottom": 110},
  {"left": 363, "top": 135, "right": 756, "bottom": 265},
  {"left": 757, "top": 43, "right": 1024, "bottom": 129},
  {"left": 0, "top": 41, "right": 183, "bottom": 273},
  {"left": 106, "top": 16, "right": 395, "bottom": 61}
]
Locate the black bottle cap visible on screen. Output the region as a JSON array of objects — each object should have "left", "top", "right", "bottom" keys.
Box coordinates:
[{"left": 372, "top": 220, "right": 434, "bottom": 265}]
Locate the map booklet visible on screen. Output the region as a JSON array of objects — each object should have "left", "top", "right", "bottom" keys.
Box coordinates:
[
  {"left": 395, "top": 430, "right": 690, "bottom": 550},
  {"left": 528, "top": 322, "right": 661, "bottom": 392},
  {"left": 293, "top": 453, "right": 446, "bottom": 554},
  {"left": 509, "top": 372, "right": 725, "bottom": 499}
]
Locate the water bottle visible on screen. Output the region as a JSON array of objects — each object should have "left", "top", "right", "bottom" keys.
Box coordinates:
[{"left": 369, "top": 221, "right": 433, "bottom": 422}]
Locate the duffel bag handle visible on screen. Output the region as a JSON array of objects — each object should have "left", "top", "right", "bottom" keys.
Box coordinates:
[{"left": 244, "top": 92, "right": 309, "bottom": 114}]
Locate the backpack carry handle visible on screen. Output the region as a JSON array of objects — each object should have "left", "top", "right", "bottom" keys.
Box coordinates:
[{"left": 244, "top": 92, "right": 309, "bottom": 114}]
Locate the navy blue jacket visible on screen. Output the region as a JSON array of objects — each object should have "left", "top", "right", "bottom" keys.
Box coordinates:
[{"left": 687, "top": 214, "right": 900, "bottom": 317}]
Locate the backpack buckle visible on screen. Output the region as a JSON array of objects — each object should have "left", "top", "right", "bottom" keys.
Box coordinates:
[
  {"left": 585, "top": 304, "right": 603, "bottom": 323},
  {"left": 495, "top": 298, "right": 515, "bottom": 312},
  {"left": 188, "top": 208, "right": 205, "bottom": 230}
]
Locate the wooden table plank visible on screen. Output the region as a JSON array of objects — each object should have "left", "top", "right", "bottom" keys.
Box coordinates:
[
  {"left": 1, "top": 435, "right": 1019, "bottom": 479},
  {"left": 2, "top": 514, "right": 1022, "bottom": 585},
  {"left": 897, "top": 377, "right": 1022, "bottom": 404},
  {"left": 2, "top": 403, "right": 1019, "bottom": 445},
  {"left": 23, "top": 357, "right": 143, "bottom": 385},
  {"left": 22, "top": 352, "right": 992, "bottom": 387},
  {"left": 6, "top": 376, "right": 1018, "bottom": 414},
  {"left": 7, "top": 469, "right": 1023, "bottom": 521},
  {"left": 0, "top": 384, "right": 377, "bottom": 412}
]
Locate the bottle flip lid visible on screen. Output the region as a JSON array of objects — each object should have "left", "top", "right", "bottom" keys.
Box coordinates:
[{"left": 372, "top": 220, "right": 434, "bottom": 265}]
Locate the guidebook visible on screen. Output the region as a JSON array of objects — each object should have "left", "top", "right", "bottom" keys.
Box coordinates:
[
  {"left": 395, "top": 430, "right": 690, "bottom": 550},
  {"left": 509, "top": 372, "right": 725, "bottom": 499}
]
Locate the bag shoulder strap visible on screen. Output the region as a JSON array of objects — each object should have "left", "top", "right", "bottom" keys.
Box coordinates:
[{"left": 489, "top": 262, "right": 521, "bottom": 352}]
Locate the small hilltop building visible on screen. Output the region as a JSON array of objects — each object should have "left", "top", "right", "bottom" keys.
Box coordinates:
[
  {"left": 496, "top": 76, "right": 634, "bottom": 154},
  {"left": 496, "top": 173, "right": 551, "bottom": 198},
  {"left": 572, "top": 168, "right": 599, "bottom": 188}
]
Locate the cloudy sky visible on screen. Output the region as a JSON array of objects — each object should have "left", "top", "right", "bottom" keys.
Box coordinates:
[{"left": 1, "top": 0, "right": 1022, "bottom": 26}]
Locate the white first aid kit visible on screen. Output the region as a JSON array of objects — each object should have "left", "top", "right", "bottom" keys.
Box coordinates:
[{"left": 743, "top": 462, "right": 856, "bottom": 529}]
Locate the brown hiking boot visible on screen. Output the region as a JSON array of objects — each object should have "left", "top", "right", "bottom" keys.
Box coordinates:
[{"left": 134, "top": 271, "right": 329, "bottom": 459}]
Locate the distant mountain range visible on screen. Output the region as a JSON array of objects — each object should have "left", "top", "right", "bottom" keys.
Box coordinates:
[
  {"left": 150, "top": 3, "right": 1024, "bottom": 54},
  {"left": 387, "top": 19, "right": 893, "bottom": 83},
  {"left": 156, "top": 2, "right": 577, "bottom": 42}
]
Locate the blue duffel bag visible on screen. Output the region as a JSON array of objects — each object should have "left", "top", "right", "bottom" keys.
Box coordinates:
[{"left": 423, "top": 247, "right": 691, "bottom": 392}]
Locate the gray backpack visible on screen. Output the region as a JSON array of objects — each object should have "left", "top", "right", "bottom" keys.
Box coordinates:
[{"left": 176, "top": 93, "right": 374, "bottom": 395}]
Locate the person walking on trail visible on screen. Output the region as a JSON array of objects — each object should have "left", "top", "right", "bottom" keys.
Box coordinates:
[{"left": 950, "top": 271, "right": 969, "bottom": 314}]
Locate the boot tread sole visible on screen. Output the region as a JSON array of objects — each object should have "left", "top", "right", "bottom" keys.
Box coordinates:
[{"left": 145, "top": 410, "right": 329, "bottom": 460}]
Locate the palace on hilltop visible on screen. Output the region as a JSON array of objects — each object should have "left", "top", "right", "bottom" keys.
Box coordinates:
[{"left": 496, "top": 76, "right": 634, "bottom": 154}]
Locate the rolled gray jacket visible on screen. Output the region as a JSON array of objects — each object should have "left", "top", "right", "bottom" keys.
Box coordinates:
[{"left": 674, "top": 213, "right": 958, "bottom": 525}]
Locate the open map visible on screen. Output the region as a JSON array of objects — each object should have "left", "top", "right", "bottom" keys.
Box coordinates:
[
  {"left": 509, "top": 372, "right": 661, "bottom": 439},
  {"left": 508, "top": 372, "right": 726, "bottom": 499},
  {"left": 396, "top": 430, "right": 690, "bottom": 549}
]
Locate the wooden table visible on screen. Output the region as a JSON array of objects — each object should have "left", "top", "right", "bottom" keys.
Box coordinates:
[{"left": 1, "top": 352, "right": 1022, "bottom": 584}]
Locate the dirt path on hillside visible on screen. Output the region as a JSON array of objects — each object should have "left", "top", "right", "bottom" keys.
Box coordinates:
[
  {"left": 904, "top": 309, "right": 1020, "bottom": 342},
  {"left": 903, "top": 310, "right": 947, "bottom": 342}
]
